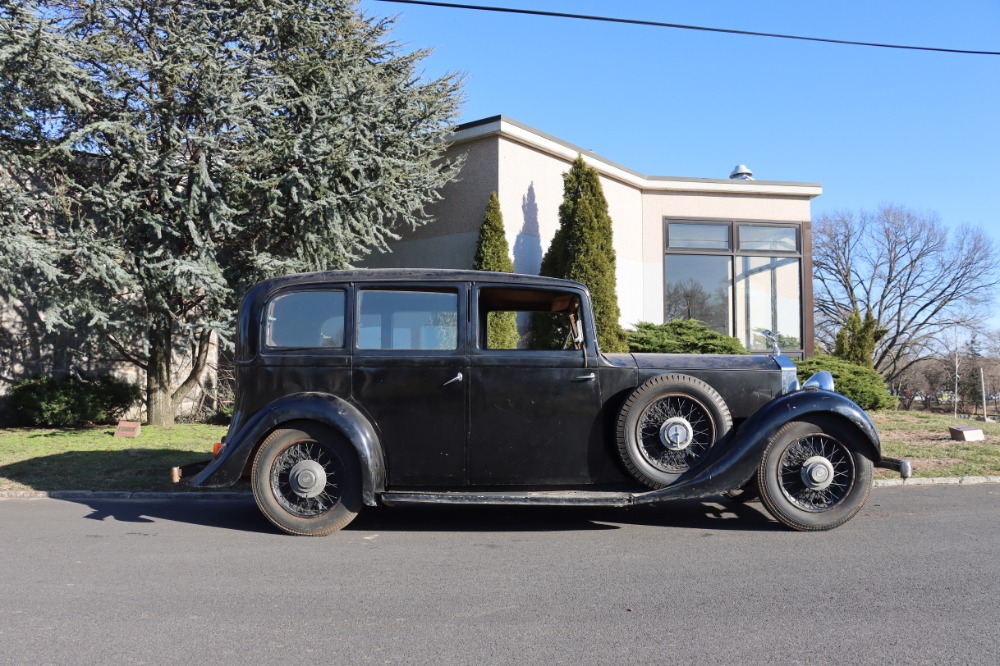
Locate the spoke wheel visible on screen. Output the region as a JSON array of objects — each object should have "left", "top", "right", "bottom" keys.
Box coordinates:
[
  {"left": 635, "top": 395, "right": 715, "bottom": 474},
  {"left": 777, "top": 434, "right": 854, "bottom": 512},
  {"left": 270, "top": 439, "right": 346, "bottom": 518},
  {"left": 758, "top": 417, "right": 873, "bottom": 532},
  {"left": 617, "top": 374, "right": 732, "bottom": 489},
  {"left": 252, "top": 423, "right": 361, "bottom": 536}
]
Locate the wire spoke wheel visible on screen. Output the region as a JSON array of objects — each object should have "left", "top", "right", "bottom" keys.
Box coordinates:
[
  {"left": 616, "top": 374, "right": 732, "bottom": 489},
  {"left": 270, "top": 438, "right": 346, "bottom": 518},
  {"left": 777, "top": 434, "right": 855, "bottom": 512},
  {"left": 252, "top": 423, "right": 361, "bottom": 536},
  {"left": 636, "top": 395, "right": 716, "bottom": 474},
  {"left": 758, "top": 417, "right": 873, "bottom": 531}
]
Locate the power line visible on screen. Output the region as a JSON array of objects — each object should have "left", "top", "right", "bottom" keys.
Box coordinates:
[{"left": 376, "top": 0, "right": 1000, "bottom": 56}]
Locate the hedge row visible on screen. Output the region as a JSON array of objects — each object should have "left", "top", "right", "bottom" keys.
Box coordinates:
[{"left": 2, "top": 375, "right": 141, "bottom": 427}]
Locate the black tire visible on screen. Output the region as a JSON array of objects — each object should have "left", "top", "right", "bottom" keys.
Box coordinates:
[
  {"left": 757, "top": 416, "right": 873, "bottom": 531},
  {"left": 616, "top": 374, "right": 732, "bottom": 489},
  {"left": 251, "top": 422, "right": 362, "bottom": 536}
]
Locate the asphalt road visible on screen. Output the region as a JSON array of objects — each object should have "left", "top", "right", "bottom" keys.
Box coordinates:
[{"left": 2, "top": 485, "right": 998, "bottom": 665}]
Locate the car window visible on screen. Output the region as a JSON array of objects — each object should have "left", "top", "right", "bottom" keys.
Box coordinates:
[
  {"left": 357, "top": 289, "right": 459, "bottom": 350},
  {"left": 265, "top": 290, "right": 346, "bottom": 349},
  {"left": 478, "top": 287, "right": 584, "bottom": 351}
]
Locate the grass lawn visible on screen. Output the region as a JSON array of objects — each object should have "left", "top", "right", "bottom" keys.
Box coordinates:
[
  {"left": 1, "top": 411, "right": 998, "bottom": 492},
  {"left": 0, "top": 424, "right": 227, "bottom": 492},
  {"left": 871, "top": 410, "right": 1000, "bottom": 479}
]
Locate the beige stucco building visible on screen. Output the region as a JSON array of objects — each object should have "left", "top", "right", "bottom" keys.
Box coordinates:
[{"left": 362, "top": 115, "right": 821, "bottom": 356}]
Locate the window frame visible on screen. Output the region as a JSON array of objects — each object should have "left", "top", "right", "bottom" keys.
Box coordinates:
[
  {"left": 352, "top": 283, "right": 468, "bottom": 355},
  {"left": 260, "top": 287, "right": 350, "bottom": 353},
  {"left": 663, "top": 218, "right": 805, "bottom": 354},
  {"left": 472, "top": 284, "right": 593, "bottom": 355}
]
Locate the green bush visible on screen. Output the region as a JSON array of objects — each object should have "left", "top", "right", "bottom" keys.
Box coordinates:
[
  {"left": 794, "top": 355, "right": 897, "bottom": 411},
  {"left": 3, "top": 375, "right": 142, "bottom": 427},
  {"left": 627, "top": 320, "right": 748, "bottom": 355}
]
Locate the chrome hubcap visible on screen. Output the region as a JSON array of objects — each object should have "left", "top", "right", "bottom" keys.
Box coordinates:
[
  {"left": 659, "top": 417, "right": 694, "bottom": 452},
  {"left": 800, "top": 455, "right": 835, "bottom": 491},
  {"left": 289, "top": 460, "right": 327, "bottom": 498}
]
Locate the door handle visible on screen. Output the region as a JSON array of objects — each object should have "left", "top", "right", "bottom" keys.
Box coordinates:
[
  {"left": 574, "top": 373, "right": 596, "bottom": 382},
  {"left": 443, "top": 372, "right": 463, "bottom": 387}
]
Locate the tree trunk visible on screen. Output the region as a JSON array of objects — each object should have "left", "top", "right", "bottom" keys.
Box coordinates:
[{"left": 147, "top": 327, "right": 174, "bottom": 426}]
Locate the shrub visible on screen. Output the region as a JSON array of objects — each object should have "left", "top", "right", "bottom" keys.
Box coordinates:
[
  {"left": 3, "top": 375, "right": 142, "bottom": 427},
  {"left": 627, "top": 320, "right": 748, "bottom": 355},
  {"left": 794, "top": 355, "right": 897, "bottom": 411}
]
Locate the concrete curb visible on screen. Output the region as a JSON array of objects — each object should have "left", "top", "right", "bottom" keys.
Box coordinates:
[
  {"left": 874, "top": 476, "right": 1000, "bottom": 488},
  {"left": 1, "top": 477, "right": 999, "bottom": 500}
]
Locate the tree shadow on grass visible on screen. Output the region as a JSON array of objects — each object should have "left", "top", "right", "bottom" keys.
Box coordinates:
[{"left": 0, "top": 448, "right": 216, "bottom": 493}]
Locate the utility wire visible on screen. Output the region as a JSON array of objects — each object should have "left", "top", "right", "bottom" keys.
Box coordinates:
[{"left": 376, "top": 0, "right": 1000, "bottom": 56}]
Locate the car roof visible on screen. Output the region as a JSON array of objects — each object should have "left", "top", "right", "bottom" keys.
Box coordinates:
[{"left": 253, "top": 268, "right": 589, "bottom": 292}]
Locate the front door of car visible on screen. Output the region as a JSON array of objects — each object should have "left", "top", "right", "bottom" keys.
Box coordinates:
[
  {"left": 351, "top": 286, "right": 468, "bottom": 487},
  {"left": 467, "top": 286, "right": 604, "bottom": 486}
]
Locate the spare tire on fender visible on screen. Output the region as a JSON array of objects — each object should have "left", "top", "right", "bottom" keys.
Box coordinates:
[{"left": 616, "top": 373, "right": 732, "bottom": 489}]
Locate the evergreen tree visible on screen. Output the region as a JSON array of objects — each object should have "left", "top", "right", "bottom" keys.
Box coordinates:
[
  {"left": 833, "top": 307, "right": 884, "bottom": 369},
  {"left": 0, "top": 1, "right": 462, "bottom": 424},
  {"left": 536, "top": 156, "right": 628, "bottom": 353},
  {"left": 472, "top": 193, "right": 519, "bottom": 349},
  {"left": 958, "top": 335, "right": 984, "bottom": 412}
]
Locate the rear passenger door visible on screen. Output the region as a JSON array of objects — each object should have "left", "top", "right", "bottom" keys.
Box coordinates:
[{"left": 351, "top": 284, "right": 468, "bottom": 487}]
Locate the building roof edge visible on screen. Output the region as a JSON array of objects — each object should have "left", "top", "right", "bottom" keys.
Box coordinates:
[{"left": 450, "top": 115, "right": 822, "bottom": 198}]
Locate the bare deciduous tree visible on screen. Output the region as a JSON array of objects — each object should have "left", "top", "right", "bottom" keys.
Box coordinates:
[{"left": 813, "top": 204, "right": 1000, "bottom": 384}]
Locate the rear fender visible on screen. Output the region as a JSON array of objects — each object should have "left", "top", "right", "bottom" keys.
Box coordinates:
[
  {"left": 189, "top": 393, "right": 385, "bottom": 506},
  {"left": 634, "top": 389, "right": 881, "bottom": 504}
]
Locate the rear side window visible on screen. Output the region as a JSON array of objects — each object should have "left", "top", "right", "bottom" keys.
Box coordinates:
[
  {"left": 358, "top": 289, "right": 458, "bottom": 350},
  {"left": 265, "top": 290, "right": 346, "bottom": 349}
]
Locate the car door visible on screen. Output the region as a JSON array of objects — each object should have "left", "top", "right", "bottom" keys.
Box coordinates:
[
  {"left": 352, "top": 284, "right": 468, "bottom": 487},
  {"left": 467, "top": 285, "right": 604, "bottom": 486}
]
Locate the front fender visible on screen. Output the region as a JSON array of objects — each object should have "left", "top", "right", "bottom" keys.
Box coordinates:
[
  {"left": 634, "top": 389, "right": 881, "bottom": 504},
  {"left": 189, "top": 393, "right": 385, "bottom": 506}
]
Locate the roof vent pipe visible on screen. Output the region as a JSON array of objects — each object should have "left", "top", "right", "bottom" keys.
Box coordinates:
[{"left": 730, "top": 164, "right": 754, "bottom": 180}]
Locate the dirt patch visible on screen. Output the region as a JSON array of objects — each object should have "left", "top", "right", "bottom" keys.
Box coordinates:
[
  {"left": 911, "top": 457, "right": 965, "bottom": 470},
  {"left": 886, "top": 429, "right": 956, "bottom": 448}
]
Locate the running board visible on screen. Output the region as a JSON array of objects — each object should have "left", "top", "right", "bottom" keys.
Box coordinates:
[{"left": 379, "top": 490, "right": 634, "bottom": 507}]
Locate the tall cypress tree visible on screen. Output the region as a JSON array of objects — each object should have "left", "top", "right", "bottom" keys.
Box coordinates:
[
  {"left": 537, "top": 156, "right": 628, "bottom": 353},
  {"left": 473, "top": 193, "right": 519, "bottom": 349}
]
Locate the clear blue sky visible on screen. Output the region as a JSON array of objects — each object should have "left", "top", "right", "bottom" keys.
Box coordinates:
[{"left": 360, "top": 0, "right": 999, "bottom": 248}]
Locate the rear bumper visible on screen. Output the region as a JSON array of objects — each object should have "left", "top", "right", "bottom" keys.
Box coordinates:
[
  {"left": 877, "top": 457, "right": 913, "bottom": 479},
  {"left": 170, "top": 459, "right": 213, "bottom": 484}
]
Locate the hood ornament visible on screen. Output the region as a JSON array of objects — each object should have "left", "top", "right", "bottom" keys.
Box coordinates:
[{"left": 761, "top": 329, "right": 781, "bottom": 355}]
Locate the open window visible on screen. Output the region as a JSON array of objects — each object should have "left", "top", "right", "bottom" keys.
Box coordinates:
[{"left": 477, "top": 287, "right": 585, "bottom": 351}]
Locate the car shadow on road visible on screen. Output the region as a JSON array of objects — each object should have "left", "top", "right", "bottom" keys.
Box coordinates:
[
  {"left": 61, "top": 496, "right": 779, "bottom": 534},
  {"left": 65, "top": 496, "right": 276, "bottom": 534},
  {"left": 347, "top": 500, "right": 779, "bottom": 533}
]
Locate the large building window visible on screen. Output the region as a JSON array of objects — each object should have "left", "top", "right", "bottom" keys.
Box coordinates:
[{"left": 665, "top": 220, "right": 803, "bottom": 353}]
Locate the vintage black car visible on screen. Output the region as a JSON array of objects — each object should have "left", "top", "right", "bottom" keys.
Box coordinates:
[{"left": 175, "top": 269, "right": 909, "bottom": 535}]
